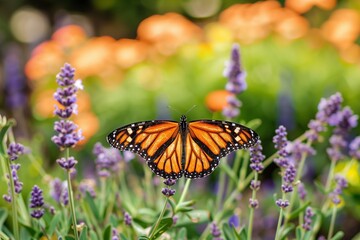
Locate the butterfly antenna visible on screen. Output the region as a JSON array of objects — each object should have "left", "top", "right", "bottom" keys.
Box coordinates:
[
  {"left": 186, "top": 105, "right": 197, "bottom": 115},
  {"left": 167, "top": 106, "right": 182, "bottom": 115}
]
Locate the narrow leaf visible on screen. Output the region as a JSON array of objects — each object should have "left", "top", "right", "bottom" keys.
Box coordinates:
[{"left": 149, "top": 217, "right": 173, "bottom": 240}]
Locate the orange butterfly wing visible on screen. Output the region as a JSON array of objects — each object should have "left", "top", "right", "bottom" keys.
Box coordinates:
[
  {"left": 184, "top": 120, "right": 259, "bottom": 178},
  {"left": 107, "top": 120, "right": 184, "bottom": 179}
]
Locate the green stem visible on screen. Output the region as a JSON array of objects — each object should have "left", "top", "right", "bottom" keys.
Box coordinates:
[
  {"left": 0, "top": 230, "right": 9, "bottom": 240},
  {"left": 215, "top": 158, "right": 227, "bottom": 210},
  {"left": 328, "top": 206, "right": 337, "bottom": 240},
  {"left": 247, "top": 171, "right": 258, "bottom": 240},
  {"left": 199, "top": 153, "right": 275, "bottom": 240},
  {"left": 66, "top": 149, "right": 79, "bottom": 240},
  {"left": 148, "top": 197, "right": 169, "bottom": 239},
  {"left": 274, "top": 208, "right": 284, "bottom": 240},
  {"left": 176, "top": 178, "right": 191, "bottom": 212},
  {"left": 5, "top": 156, "right": 19, "bottom": 240},
  {"left": 321, "top": 159, "right": 337, "bottom": 212},
  {"left": 284, "top": 140, "right": 312, "bottom": 223}
]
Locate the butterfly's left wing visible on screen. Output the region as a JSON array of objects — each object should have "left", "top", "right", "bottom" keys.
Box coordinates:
[
  {"left": 107, "top": 120, "right": 184, "bottom": 179},
  {"left": 184, "top": 120, "right": 259, "bottom": 179}
]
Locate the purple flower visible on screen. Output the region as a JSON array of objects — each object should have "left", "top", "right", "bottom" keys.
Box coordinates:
[
  {"left": 124, "top": 212, "right": 132, "bottom": 226},
  {"left": 273, "top": 126, "right": 288, "bottom": 151},
  {"left": 332, "top": 107, "right": 358, "bottom": 133},
  {"left": 276, "top": 199, "right": 289, "bottom": 208},
  {"left": 222, "top": 44, "right": 247, "bottom": 119},
  {"left": 30, "top": 185, "right": 45, "bottom": 219},
  {"left": 210, "top": 222, "right": 222, "bottom": 240},
  {"left": 349, "top": 137, "right": 360, "bottom": 160},
  {"left": 61, "top": 186, "right": 69, "bottom": 206},
  {"left": 249, "top": 198, "right": 259, "bottom": 208},
  {"left": 330, "top": 175, "right": 348, "bottom": 205},
  {"left": 273, "top": 126, "right": 290, "bottom": 167},
  {"left": 7, "top": 142, "right": 26, "bottom": 161},
  {"left": 306, "top": 119, "right": 326, "bottom": 141},
  {"left": 222, "top": 95, "right": 241, "bottom": 119},
  {"left": 50, "top": 178, "right": 68, "bottom": 204},
  {"left": 3, "top": 164, "right": 23, "bottom": 202},
  {"left": 52, "top": 121, "right": 83, "bottom": 149},
  {"left": 4, "top": 44, "right": 27, "bottom": 108},
  {"left": 302, "top": 207, "right": 314, "bottom": 231},
  {"left": 287, "top": 141, "right": 315, "bottom": 163},
  {"left": 298, "top": 183, "right": 307, "bottom": 201},
  {"left": 228, "top": 214, "right": 240, "bottom": 228},
  {"left": 249, "top": 141, "right": 265, "bottom": 173},
  {"left": 281, "top": 164, "right": 296, "bottom": 193},
  {"left": 78, "top": 179, "right": 96, "bottom": 199},
  {"left": 163, "top": 178, "right": 177, "bottom": 186},
  {"left": 161, "top": 188, "right": 176, "bottom": 197},
  {"left": 112, "top": 228, "right": 119, "bottom": 240},
  {"left": 223, "top": 44, "right": 247, "bottom": 94},
  {"left": 250, "top": 180, "right": 261, "bottom": 191},
  {"left": 316, "top": 92, "right": 343, "bottom": 124},
  {"left": 52, "top": 63, "right": 83, "bottom": 150},
  {"left": 57, "top": 156, "right": 78, "bottom": 170},
  {"left": 326, "top": 134, "right": 346, "bottom": 162},
  {"left": 93, "top": 142, "right": 122, "bottom": 177}
]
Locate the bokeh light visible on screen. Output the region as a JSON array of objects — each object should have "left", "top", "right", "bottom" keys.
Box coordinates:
[{"left": 10, "top": 7, "right": 50, "bottom": 43}]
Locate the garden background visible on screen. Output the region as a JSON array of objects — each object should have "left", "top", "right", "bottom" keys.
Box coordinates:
[{"left": 0, "top": 0, "right": 360, "bottom": 239}]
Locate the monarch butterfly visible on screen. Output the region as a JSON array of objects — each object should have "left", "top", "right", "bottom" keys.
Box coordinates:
[{"left": 107, "top": 115, "right": 259, "bottom": 179}]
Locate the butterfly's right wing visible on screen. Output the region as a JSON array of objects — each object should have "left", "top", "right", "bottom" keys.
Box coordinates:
[{"left": 107, "top": 120, "right": 184, "bottom": 179}]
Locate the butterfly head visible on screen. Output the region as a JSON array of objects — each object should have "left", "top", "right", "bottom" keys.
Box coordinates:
[{"left": 180, "top": 115, "right": 187, "bottom": 122}]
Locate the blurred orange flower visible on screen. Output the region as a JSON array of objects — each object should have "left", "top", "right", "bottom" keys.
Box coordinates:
[
  {"left": 137, "top": 13, "right": 202, "bottom": 55},
  {"left": 33, "top": 90, "right": 92, "bottom": 119},
  {"left": 273, "top": 8, "right": 309, "bottom": 40},
  {"left": 114, "top": 39, "right": 149, "bottom": 68},
  {"left": 52, "top": 25, "right": 87, "bottom": 49},
  {"left": 321, "top": 9, "right": 360, "bottom": 49},
  {"left": 219, "top": 1, "right": 281, "bottom": 43},
  {"left": 69, "top": 36, "right": 116, "bottom": 77},
  {"left": 339, "top": 44, "right": 360, "bottom": 64},
  {"left": 73, "top": 111, "right": 100, "bottom": 145},
  {"left": 286, "top": 0, "right": 336, "bottom": 13},
  {"left": 205, "top": 90, "right": 233, "bottom": 112},
  {"left": 25, "top": 41, "right": 65, "bottom": 81}
]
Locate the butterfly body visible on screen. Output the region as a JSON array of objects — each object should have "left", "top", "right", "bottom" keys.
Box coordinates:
[{"left": 107, "top": 115, "right": 259, "bottom": 179}]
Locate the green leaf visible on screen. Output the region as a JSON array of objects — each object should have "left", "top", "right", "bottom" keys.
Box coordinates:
[
  {"left": 120, "top": 233, "right": 129, "bottom": 240},
  {"left": 0, "top": 122, "right": 12, "bottom": 155},
  {"left": 79, "top": 226, "right": 88, "bottom": 240},
  {"left": 175, "top": 210, "right": 209, "bottom": 227},
  {"left": 149, "top": 217, "right": 173, "bottom": 240},
  {"left": 238, "top": 227, "right": 247, "bottom": 240},
  {"left": 175, "top": 228, "right": 187, "bottom": 240},
  {"left": 219, "top": 163, "right": 238, "bottom": 184},
  {"left": 287, "top": 201, "right": 311, "bottom": 220},
  {"left": 295, "top": 226, "right": 302, "bottom": 240},
  {"left": 175, "top": 200, "right": 195, "bottom": 213},
  {"left": 84, "top": 192, "right": 101, "bottom": 221},
  {"left": 138, "top": 236, "right": 150, "bottom": 240},
  {"left": 222, "top": 223, "right": 234, "bottom": 240},
  {"left": 0, "top": 208, "right": 8, "bottom": 228},
  {"left": 331, "top": 231, "right": 344, "bottom": 240},
  {"left": 89, "top": 229, "right": 98, "bottom": 240},
  {"left": 314, "top": 180, "right": 327, "bottom": 194},
  {"left": 65, "top": 236, "right": 75, "bottom": 240},
  {"left": 103, "top": 225, "right": 112, "bottom": 240},
  {"left": 303, "top": 230, "right": 312, "bottom": 240},
  {"left": 280, "top": 223, "right": 294, "bottom": 240},
  {"left": 47, "top": 212, "right": 62, "bottom": 237}
]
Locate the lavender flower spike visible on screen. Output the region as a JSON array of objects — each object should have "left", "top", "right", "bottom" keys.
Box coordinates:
[
  {"left": 349, "top": 137, "right": 360, "bottom": 160},
  {"left": 224, "top": 44, "right": 247, "bottom": 94},
  {"left": 54, "top": 63, "right": 83, "bottom": 119},
  {"left": 30, "top": 185, "right": 45, "bottom": 219},
  {"left": 302, "top": 207, "right": 314, "bottom": 231},
  {"left": 7, "top": 142, "right": 26, "bottom": 161},
  {"left": 57, "top": 156, "right": 78, "bottom": 170}
]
